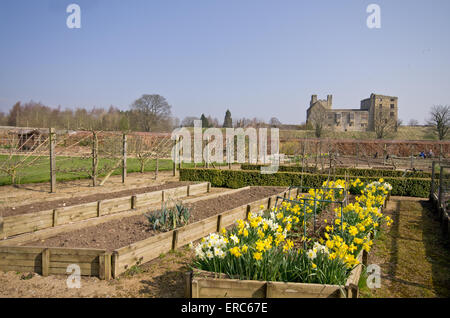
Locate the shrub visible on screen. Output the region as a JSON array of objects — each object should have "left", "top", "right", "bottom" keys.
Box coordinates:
[
  {"left": 240, "top": 164, "right": 434, "bottom": 179},
  {"left": 179, "top": 168, "right": 430, "bottom": 197}
]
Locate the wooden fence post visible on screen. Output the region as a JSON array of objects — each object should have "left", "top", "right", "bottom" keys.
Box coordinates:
[
  {"left": 52, "top": 209, "right": 59, "bottom": 227},
  {"left": 49, "top": 128, "right": 56, "bottom": 193},
  {"left": 206, "top": 137, "right": 210, "bottom": 169},
  {"left": 99, "top": 253, "right": 111, "bottom": 280},
  {"left": 246, "top": 204, "right": 251, "bottom": 219},
  {"left": 185, "top": 272, "right": 192, "bottom": 298},
  {"left": 42, "top": 248, "right": 50, "bottom": 276},
  {"left": 97, "top": 201, "right": 102, "bottom": 217},
  {"left": 217, "top": 214, "right": 222, "bottom": 232},
  {"left": 155, "top": 156, "right": 159, "bottom": 180},
  {"left": 173, "top": 139, "right": 177, "bottom": 176},
  {"left": 92, "top": 131, "right": 98, "bottom": 187},
  {"left": 0, "top": 216, "right": 3, "bottom": 238},
  {"left": 122, "top": 133, "right": 127, "bottom": 184},
  {"left": 178, "top": 136, "right": 182, "bottom": 170},
  {"left": 172, "top": 230, "right": 179, "bottom": 250},
  {"left": 131, "top": 195, "right": 137, "bottom": 210}
]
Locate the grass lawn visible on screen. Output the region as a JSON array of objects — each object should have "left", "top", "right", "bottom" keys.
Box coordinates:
[
  {"left": 0, "top": 155, "right": 224, "bottom": 186},
  {"left": 359, "top": 198, "right": 450, "bottom": 297}
]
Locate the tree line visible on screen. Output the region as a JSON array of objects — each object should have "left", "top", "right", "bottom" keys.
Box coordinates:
[
  {"left": 0, "top": 94, "right": 177, "bottom": 132},
  {"left": 0, "top": 96, "right": 288, "bottom": 132}
]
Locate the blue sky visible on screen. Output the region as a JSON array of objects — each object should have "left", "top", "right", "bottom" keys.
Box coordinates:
[{"left": 0, "top": 0, "right": 449, "bottom": 124}]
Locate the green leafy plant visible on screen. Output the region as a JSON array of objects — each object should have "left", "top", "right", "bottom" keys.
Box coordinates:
[{"left": 145, "top": 202, "right": 191, "bottom": 231}]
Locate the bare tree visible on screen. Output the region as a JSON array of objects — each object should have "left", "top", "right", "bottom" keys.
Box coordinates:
[
  {"left": 308, "top": 105, "right": 328, "bottom": 138},
  {"left": 130, "top": 94, "right": 172, "bottom": 132},
  {"left": 427, "top": 105, "right": 449, "bottom": 140},
  {"left": 181, "top": 116, "right": 199, "bottom": 127},
  {"left": 269, "top": 117, "right": 282, "bottom": 127},
  {"left": 408, "top": 119, "right": 419, "bottom": 126},
  {"left": 374, "top": 109, "right": 397, "bottom": 139}
]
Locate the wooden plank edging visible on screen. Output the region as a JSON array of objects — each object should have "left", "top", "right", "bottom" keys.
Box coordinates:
[
  {"left": 112, "top": 188, "right": 288, "bottom": 278},
  {"left": 0, "top": 182, "right": 209, "bottom": 239}
]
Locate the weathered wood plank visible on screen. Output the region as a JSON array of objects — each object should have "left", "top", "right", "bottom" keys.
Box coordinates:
[
  {"left": 177, "top": 216, "right": 218, "bottom": 247},
  {"left": 0, "top": 265, "right": 42, "bottom": 272},
  {"left": 49, "top": 253, "right": 99, "bottom": 263},
  {"left": 0, "top": 246, "right": 44, "bottom": 254},
  {"left": 3, "top": 210, "right": 54, "bottom": 225},
  {"left": 0, "top": 258, "right": 42, "bottom": 267},
  {"left": 115, "top": 231, "right": 173, "bottom": 256},
  {"left": 266, "top": 281, "right": 343, "bottom": 298},
  {"left": 50, "top": 265, "right": 98, "bottom": 276},
  {"left": 135, "top": 191, "right": 162, "bottom": 208},
  {"left": 100, "top": 197, "right": 132, "bottom": 215},
  {"left": 48, "top": 247, "right": 106, "bottom": 256},
  {"left": 0, "top": 252, "right": 42, "bottom": 261},
  {"left": 188, "top": 183, "right": 209, "bottom": 196},
  {"left": 193, "top": 277, "right": 266, "bottom": 298}
]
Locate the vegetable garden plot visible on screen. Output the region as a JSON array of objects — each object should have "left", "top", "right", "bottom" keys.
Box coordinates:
[
  {"left": 187, "top": 179, "right": 393, "bottom": 298},
  {"left": 0, "top": 186, "right": 288, "bottom": 280},
  {"left": 0, "top": 182, "right": 209, "bottom": 239}
]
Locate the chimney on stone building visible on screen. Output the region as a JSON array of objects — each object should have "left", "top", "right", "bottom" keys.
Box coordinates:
[{"left": 327, "top": 95, "right": 333, "bottom": 108}]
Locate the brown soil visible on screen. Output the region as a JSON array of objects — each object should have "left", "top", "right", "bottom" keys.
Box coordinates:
[
  {"left": 25, "top": 186, "right": 285, "bottom": 251},
  {"left": 0, "top": 181, "right": 191, "bottom": 217}
]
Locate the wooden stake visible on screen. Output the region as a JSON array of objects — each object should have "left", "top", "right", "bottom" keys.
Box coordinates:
[
  {"left": 49, "top": 128, "right": 56, "bottom": 193},
  {"left": 122, "top": 133, "right": 127, "bottom": 183},
  {"left": 42, "top": 248, "right": 50, "bottom": 277}
]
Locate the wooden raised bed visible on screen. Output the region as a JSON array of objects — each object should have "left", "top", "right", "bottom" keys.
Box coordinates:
[
  {"left": 111, "top": 188, "right": 288, "bottom": 278},
  {"left": 0, "top": 187, "right": 287, "bottom": 280},
  {"left": 0, "top": 182, "right": 209, "bottom": 239},
  {"left": 0, "top": 246, "right": 111, "bottom": 280},
  {"left": 185, "top": 200, "right": 389, "bottom": 299},
  {"left": 186, "top": 249, "right": 363, "bottom": 298}
]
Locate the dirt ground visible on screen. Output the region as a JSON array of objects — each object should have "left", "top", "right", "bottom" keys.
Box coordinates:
[
  {"left": 0, "top": 171, "right": 179, "bottom": 212},
  {"left": 25, "top": 186, "right": 285, "bottom": 251}
]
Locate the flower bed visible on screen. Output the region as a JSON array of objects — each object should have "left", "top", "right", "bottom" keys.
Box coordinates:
[{"left": 187, "top": 179, "right": 393, "bottom": 298}]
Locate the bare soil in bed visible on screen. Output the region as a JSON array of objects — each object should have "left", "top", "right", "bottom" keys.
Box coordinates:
[
  {"left": 0, "top": 181, "right": 190, "bottom": 217},
  {"left": 25, "top": 186, "right": 286, "bottom": 251}
]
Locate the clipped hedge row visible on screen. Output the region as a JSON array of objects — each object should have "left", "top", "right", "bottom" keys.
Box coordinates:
[
  {"left": 180, "top": 168, "right": 430, "bottom": 198},
  {"left": 240, "top": 164, "right": 318, "bottom": 173},
  {"left": 240, "top": 164, "right": 434, "bottom": 179}
]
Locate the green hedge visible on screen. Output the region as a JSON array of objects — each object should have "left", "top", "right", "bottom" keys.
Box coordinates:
[
  {"left": 180, "top": 168, "right": 431, "bottom": 198},
  {"left": 240, "top": 164, "right": 434, "bottom": 179},
  {"left": 240, "top": 164, "right": 318, "bottom": 173}
]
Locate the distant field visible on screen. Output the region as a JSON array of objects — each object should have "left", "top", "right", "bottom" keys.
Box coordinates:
[{"left": 0, "top": 155, "right": 217, "bottom": 186}]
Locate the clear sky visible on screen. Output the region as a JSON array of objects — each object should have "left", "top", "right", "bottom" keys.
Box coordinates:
[{"left": 0, "top": 0, "right": 449, "bottom": 124}]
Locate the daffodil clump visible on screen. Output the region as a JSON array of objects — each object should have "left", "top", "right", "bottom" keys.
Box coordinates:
[
  {"left": 192, "top": 200, "right": 350, "bottom": 284},
  {"left": 322, "top": 179, "right": 393, "bottom": 269},
  {"left": 349, "top": 178, "right": 365, "bottom": 195},
  {"left": 192, "top": 179, "right": 393, "bottom": 286}
]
